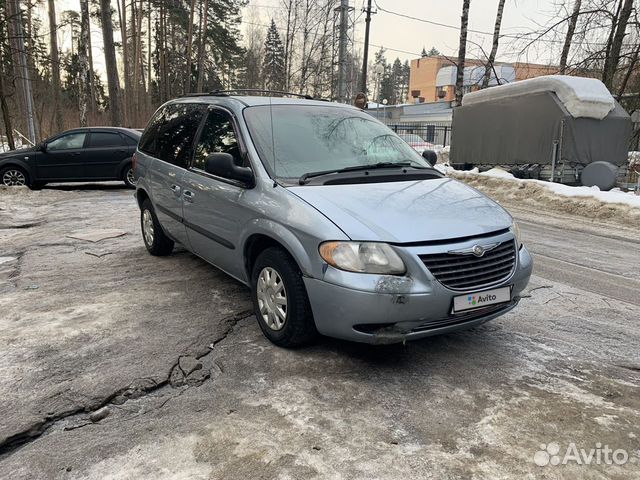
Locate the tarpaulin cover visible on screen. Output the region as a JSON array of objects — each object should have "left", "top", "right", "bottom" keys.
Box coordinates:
[{"left": 450, "top": 91, "right": 631, "bottom": 167}]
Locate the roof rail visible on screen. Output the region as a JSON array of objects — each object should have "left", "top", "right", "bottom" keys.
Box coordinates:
[{"left": 180, "top": 89, "right": 314, "bottom": 100}]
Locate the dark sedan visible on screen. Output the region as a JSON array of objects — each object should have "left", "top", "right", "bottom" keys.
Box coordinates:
[{"left": 0, "top": 127, "right": 141, "bottom": 189}]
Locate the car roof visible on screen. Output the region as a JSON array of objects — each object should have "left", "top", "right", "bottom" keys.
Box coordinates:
[
  {"left": 169, "top": 95, "right": 360, "bottom": 110},
  {"left": 62, "top": 127, "right": 141, "bottom": 137}
]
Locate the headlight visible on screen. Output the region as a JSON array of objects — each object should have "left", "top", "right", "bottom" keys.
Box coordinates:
[
  {"left": 319, "top": 241, "right": 406, "bottom": 274},
  {"left": 510, "top": 221, "right": 522, "bottom": 248}
]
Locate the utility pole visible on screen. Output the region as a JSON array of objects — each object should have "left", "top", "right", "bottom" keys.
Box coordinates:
[
  {"left": 336, "top": 0, "right": 349, "bottom": 103},
  {"left": 11, "top": 0, "right": 38, "bottom": 143},
  {"left": 359, "top": 0, "right": 375, "bottom": 95}
]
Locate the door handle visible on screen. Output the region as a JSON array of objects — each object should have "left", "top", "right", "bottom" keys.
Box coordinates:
[
  {"left": 170, "top": 184, "right": 181, "bottom": 195},
  {"left": 183, "top": 190, "right": 195, "bottom": 202}
]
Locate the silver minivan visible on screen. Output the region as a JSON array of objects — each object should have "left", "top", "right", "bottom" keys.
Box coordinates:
[{"left": 134, "top": 93, "right": 532, "bottom": 347}]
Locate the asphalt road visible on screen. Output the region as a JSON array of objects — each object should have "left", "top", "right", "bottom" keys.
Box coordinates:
[{"left": 0, "top": 184, "right": 638, "bottom": 479}]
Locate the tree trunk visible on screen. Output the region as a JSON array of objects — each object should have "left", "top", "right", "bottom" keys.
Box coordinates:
[
  {"left": 147, "top": 0, "right": 152, "bottom": 114},
  {"left": 196, "top": 0, "right": 209, "bottom": 92},
  {"left": 603, "top": 0, "right": 622, "bottom": 67},
  {"left": 482, "top": 0, "right": 505, "bottom": 88},
  {"left": 87, "top": 4, "right": 96, "bottom": 118},
  {"left": 617, "top": 41, "right": 640, "bottom": 100},
  {"left": 455, "top": 0, "right": 471, "bottom": 106},
  {"left": 99, "top": 0, "right": 123, "bottom": 126},
  {"left": 78, "top": 0, "right": 91, "bottom": 127},
  {"left": 559, "top": 0, "right": 581, "bottom": 74},
  {"left": 602, "top": 0, "right": 633, "bottom": 90},
  {"left": 0, "top": 72, "right": 16, "bottom": 150},
  {"left": 6, "top": 0, "right": 25, "bottom": 131},
  {"left": 118, "top": 0, "right": 131, "bottom": 125},
  {"left": 185, "top": 0, "right": 196, "bottom": 94},
  {"left": 131, "top": 0, "right": 144, "bottom": 126},
  {"left": 47, "top": 0, "right": 64, "bottom": 132}
]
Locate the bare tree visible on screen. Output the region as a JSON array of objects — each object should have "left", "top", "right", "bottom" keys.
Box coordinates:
[
  {"left": 99, "top": 0, "right": 123, "bottom": 126},
  {"left": 482, "top": 0, "right": 506, "bottom": 88},
  {"left": 455, "top": 0, "right": 471, "bottom": 106},
  {"left": 602, "top": 0, "right": 633, "bottom": 89},
  {"left": 47, "top": 0, "right": 64, "bottom": 132},
  {"left": 559, "top": 0, "right": 582, "bottom": 73}
]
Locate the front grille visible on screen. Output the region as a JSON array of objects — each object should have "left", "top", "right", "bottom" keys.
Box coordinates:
[{"left": 419, "top": 240, "right": 516, "bottom": 291}]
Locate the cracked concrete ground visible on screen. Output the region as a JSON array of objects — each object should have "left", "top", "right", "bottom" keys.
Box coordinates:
[{"left": 0, "top": 183, "right": 639, "bottom": 479}]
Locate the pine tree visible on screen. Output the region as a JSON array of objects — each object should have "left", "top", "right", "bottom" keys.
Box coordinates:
[
  {"left": 391, "top": 58, "right": 402, "bottom": 104},
  {"left": 262, "top": 20, "right": 285, "bottom": 91}
]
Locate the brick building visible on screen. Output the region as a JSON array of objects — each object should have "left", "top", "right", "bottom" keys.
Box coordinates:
[{"left": 408, "top": 56, "right": 559, "bottom": 104}]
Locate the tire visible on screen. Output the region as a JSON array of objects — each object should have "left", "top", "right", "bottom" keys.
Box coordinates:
[
  {"left": 251, "top": 247, "right": 318, "bottom": 348},
  {"left": 122, "top": 163, "right": 136, "bottom": 189},
  {"left": 1, "top": 166, "right": 29, "bottom": 188},
  {"left": 140, "top": 199, "right": 174, "bottom": 256}
]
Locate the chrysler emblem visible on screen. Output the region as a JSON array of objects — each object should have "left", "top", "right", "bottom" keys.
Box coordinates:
[{"left": 448, "top": 242, "right": 500, "bottom": 257}]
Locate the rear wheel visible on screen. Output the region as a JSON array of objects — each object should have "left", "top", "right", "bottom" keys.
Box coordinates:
[
  {"left": 1, "top": 166, "right": 28, "bottom": 187},
  {"left": 251, "top": 247, "right": 317, "bottom": 348},
  {"left": 123, "top": 164, "right": 135, "bottom": 188},
  {"left": 140, "top": 199, "right": 174, "bottom": 256}
]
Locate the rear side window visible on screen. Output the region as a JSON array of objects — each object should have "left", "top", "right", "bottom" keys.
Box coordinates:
[
  {"left": 139, "top": 103, "right": 205, "bottom": 168},
  {"left": 89, "top": 132, "right": 124, "bottom": 147},
  {"left": 122, "top": 134, "right": 139, "bottom": 146},
  {"left": 47, "top": 132, "right": 86, "bottom": 151}
]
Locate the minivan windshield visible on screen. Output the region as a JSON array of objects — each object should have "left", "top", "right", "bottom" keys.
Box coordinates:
[{"left": 243, "top": 104, "right": 432, "bottom": 179}]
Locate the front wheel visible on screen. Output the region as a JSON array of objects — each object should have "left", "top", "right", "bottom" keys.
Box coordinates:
[
  {"left": 140, "top": 199, "right": 174, "bottom": 256},
  {"left": 1, "top": 166, "right": 29, "bottom": 187},
  {"left": 251, "top": 247, "right": 318, "bottom": 348}
]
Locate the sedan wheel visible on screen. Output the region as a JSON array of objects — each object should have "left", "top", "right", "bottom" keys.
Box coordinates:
[
  {"left": 256, "top": 266, "right": 288, "bottom": 330},
  {"left": 125, "top": 167, "right": 136, "bottom": 188},
  {"left": 2, "top": 168, "right": 27, "bottom": 187}
]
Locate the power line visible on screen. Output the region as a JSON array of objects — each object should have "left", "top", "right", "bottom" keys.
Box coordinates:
[
  {"left": 373, "top": 0, "right": 612, "bottom": 46},
  {"left": 244, "top": 20, "right": 424, "bottom": 57}
]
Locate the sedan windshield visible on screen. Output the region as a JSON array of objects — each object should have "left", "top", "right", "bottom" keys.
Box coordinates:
[{"left": 243, "top": 104, "right": 431, "bottom": 179}]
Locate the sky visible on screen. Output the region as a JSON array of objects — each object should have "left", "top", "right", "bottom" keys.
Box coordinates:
[
  {"left": 246, "top": 0, "right": 563, "bottom": 64},
  {"left": 54, "top": 0, "right": 562, "bottom": 79}
]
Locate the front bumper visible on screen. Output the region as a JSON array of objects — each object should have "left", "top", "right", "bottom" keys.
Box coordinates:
[{"left": 304, "top": 243, "right": 533, "bottom": 344}]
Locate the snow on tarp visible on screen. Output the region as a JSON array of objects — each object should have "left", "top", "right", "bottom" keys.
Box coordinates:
[{"left": 462, "top": 75, "right": 615, "bottom": 120}]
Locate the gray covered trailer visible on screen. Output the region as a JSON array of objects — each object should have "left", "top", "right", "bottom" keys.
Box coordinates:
[{"left": 450, "top": 75, "right": 632, "bottom": 189}]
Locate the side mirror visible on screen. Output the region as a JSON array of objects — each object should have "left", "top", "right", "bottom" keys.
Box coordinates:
[
  {"left": 204, "top": 153, "right": 254, "bottom": 186},
  {"left": 38, "top": 142, "right": 47, "bottom": 152},
  {"left": 422, "top": 149, "right": 438, "bottom": 167}
]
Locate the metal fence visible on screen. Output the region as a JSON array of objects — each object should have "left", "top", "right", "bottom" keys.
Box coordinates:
[{"left": 385, "top": 122, "right": 452, "bottom": 147}]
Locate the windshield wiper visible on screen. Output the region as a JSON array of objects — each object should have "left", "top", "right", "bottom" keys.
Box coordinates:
[{"left": 298, "top": 162, "right": 424, "bottom": 185}]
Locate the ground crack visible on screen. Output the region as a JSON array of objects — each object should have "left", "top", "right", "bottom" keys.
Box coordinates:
[{"left": 0, "top": 310, "right": 252, "bottom": 459}]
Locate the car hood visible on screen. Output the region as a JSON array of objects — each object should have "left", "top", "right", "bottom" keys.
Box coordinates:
[
  {"left": 0, "top": 146, "right": 35, "bottom": 159},
  {"left": 288, "top": 178, "right": 513, "bottom": 243}
]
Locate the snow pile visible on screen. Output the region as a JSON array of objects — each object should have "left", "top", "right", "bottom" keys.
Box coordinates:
[
  {"left": 430, "top": 145, "right": 451, "bottom": 165},
  {"left": 446, "top": 165, "right": 640, "bottom": 209},
  {"left": 462, "top": 75, "right": 615, "bottom": 120},
  {"left": 478, "top": 167, "right": 516, "bottom": 179},
  {"left": 438, "top": 164, "right": 640, "bottom": 226}
]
